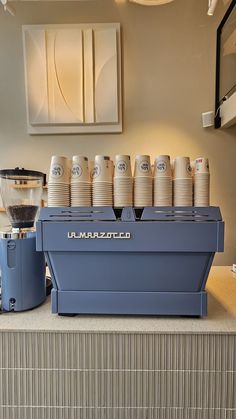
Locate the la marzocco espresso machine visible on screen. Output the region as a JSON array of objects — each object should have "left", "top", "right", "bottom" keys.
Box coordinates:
[
  {"left": 37, "top": 206, "right": 224, "bottom": 317},
  {"left": 0, "top": 169, "right": 46, "bottom": 312}
]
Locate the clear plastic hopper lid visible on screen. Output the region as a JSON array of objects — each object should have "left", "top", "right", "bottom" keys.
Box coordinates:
[{"left": 0, "top": 168, "right": 45, "bottom": 229}]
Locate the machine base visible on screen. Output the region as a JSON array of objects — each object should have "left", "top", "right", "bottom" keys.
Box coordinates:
[{"left": 51, "top": 289, "right": 208, "bottom": 317}]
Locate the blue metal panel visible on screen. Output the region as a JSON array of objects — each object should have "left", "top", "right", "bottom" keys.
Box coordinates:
[
  {"left": 38, "top": 206, "right": 222, "bottom": 222},
  {"left": 39, "top": 207, "right": 117, "bottom": 222},
  {"left": 0, "top": 234, "right": 46, "bottom": 312},
  {"left": 45, "top": 253, "right": 58, "bottom": 290},
  {"left": 45, "top": 251, "right": 213, "bottom": 293},
  {"left": 51, "top": 289, "right": 58, "bottom": 313},
  {"left": 56, "top": 290, "right": 208, "bottom": 317},
  {"left": 36, "top": 220, "right": 43, "bottom": 251},
  {"left": 217, "top": 221, "right": 225, "bottom": 251},
  {"left": 141, "top": 206, "right": 222, "bottom": 221},
  {"left": 39, "top": 221, "right": 223, "bottom": 253}
]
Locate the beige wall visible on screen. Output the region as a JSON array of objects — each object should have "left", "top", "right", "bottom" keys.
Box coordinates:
[{"left": 0, "top": 0, "right": 235, "bottom": 264}]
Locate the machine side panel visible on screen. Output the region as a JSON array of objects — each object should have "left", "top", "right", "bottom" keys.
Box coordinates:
[
  {"left": 217, "top": 221, "right": 225, "bottom": 251},
  {"left": 36, "top": 221, "right": 43, "bottom": 251},
  {"left": 200, "top": 252, "right": 215, "bottom": 291}
]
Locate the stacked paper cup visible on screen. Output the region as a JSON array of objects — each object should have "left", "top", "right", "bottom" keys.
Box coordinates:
[
  {"left": 154, "top": 155, "right": 172, "bottom": 206},
  {"left": 88, "top": 161, "right": 94, "bottom": 182},
  {"left": 48, "top": 156, "right": 70, "bottom": 207},
  {"left": 194, "top": 157, "right": 210, "bottom": 207},
  {"left": 114, "top": 155, "right": 133, "bottom": 207},
  {"left": 71, "top": 156, "right": 91, "bottom": 207},
  {"left": 134, "top": 155, "right": 153, "bottom": 207},
  {"left": 173, "top": 156, "right": 193, "bottom": 206},
  {"left": 191, "top": 160, "right": 196, "bottom": 173},
  {"left": 92, "top": 156, "right": 113, "bottom": 206}
]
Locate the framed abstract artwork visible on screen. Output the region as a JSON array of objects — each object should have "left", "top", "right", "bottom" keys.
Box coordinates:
[{"left": 22, "top": 23, "right": 122, "bottom": 134}]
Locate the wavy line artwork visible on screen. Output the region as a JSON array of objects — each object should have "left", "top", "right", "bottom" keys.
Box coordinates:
[
  {"left": 53, "top": 30, "right": 84, "bottom": 123},
  {"left": 24, "top": 30, "right": 48, "bottom": 125},
  {"left": 23, "top": 24, "right": 122, "bottom": 134},
  {"left": 54, "top": 34, "right": 80, "bottom": 122}
]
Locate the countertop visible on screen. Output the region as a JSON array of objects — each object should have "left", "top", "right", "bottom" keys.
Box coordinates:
[{"left": 0, "top": 266, "right": 235, "bottom": 334}]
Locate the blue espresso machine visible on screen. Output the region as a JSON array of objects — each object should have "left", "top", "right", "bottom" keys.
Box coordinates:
[
  {"left": 36, "top": 206, "right": 224, "bottom": 317},
  {"left": 0, "top": 169, "right": 46, "bottom": 312}
]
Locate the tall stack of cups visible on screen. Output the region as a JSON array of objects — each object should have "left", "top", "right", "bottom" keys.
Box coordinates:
[
  {"left": 92, "top": 156, "right": 113, "bottom": 206},
  {"left": 154, "top": 155, "right": 172, "bottom": 206},
  {"left": 114, "top": 155, "right": 133, "bottom": 207},
  {"left": 194, "top": 158, "right": 210, "bottom": 207},
  {"left": 48, "top": 156, "right": 71, "bottom": 207},
  {"left": 71, "top": 156, "right": 91, "bottom": 207},
  {"left": 173, "top": 157, "right": 193, "bottom": 206},
  {"left": 134, "top": 155, "right": 153, "bottom": 207}
]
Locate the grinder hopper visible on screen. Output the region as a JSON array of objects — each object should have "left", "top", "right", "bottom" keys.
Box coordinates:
[{"left": 0, "top": 168, "right": 44, "bottom": 229}]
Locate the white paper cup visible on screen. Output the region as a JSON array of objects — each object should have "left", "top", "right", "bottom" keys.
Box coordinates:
[
  {"left": 92, "top": 156, "right": 112, "bottom": 182},
  {"left": 195, "top": 158, "right": 210, "bottom": 174},
  {"left": 134, "top": 176, "right": 153, "bottom": 207},
  {"left": 173, "top": 157, "right": 192, "bottom": 179},
  {"left": 92, "top": 177, "right": 113, "bottom": 206},
  {"left": 71, "top": 156, "right": 90, "bottom": 183},
  {"left": 191, "top": 160, "right": 196, "bottom": 174},
  {"left": 154, "top": 177, "right": 172, "bottom": 206},
  {"left": 114, "top": 176, "right": 133, "bottom": 207},
  {"left": 88, "top": 161, "right": 94, "bottom": 181},
  {"left": 71, "top": 178, "right": 92, "bottom": 207},
  {"left": 194, "top": 172, "right": 210, "bottom": 206},
  {"left": 154, "top": 155, "right": 172, "bottom": 178},
  {"left": 114, "top": 155, "right": 132, "bottom": 178},
  {"left": 134, "top": 155, "right": 152, "bottom": 177},
  {"left": 109, "top": 160, "right": 115, "bottom": 178},
  {"left": 95, "top": 155, "right": 110, "bottom": 163},
  {"left": 174, "top": 178, "right": 193, "bottom": 206},
  {"left": 49, "top": 156, "right": 71, "bottom": 184}
]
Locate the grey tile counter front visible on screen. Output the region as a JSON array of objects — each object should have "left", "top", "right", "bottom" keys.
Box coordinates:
[{"left": 0, "top": 266, "right": 235, "bottom": 419}]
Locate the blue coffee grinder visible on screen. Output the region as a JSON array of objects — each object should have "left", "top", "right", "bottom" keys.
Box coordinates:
[{"left": 0, "top": 168, "right": 46, "bottom": 312}]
